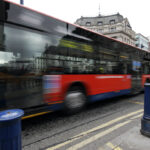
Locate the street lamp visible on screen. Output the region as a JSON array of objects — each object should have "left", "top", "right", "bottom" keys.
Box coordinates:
[{"left": 20, "top": 0, "right": 24, "bottom": 5}]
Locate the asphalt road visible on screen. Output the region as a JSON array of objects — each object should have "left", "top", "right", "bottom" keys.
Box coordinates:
[{"left": 22, "top": 93, "right": 144, "bottom": 150}]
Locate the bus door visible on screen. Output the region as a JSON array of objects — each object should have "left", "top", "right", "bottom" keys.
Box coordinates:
[{"left": 131, "top": 61, "right": 142, "bottom": 93}]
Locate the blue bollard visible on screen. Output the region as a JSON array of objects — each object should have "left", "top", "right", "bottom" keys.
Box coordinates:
[
  {"left": 141, "top": 83, "right": 150, "bottom": 137},
  {"left": 0, "top": 109, "right": 24, "bottom": 150}
]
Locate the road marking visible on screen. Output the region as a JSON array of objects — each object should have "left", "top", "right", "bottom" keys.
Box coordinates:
[
  {"left": 46, "top": 109, "right": 143, "bottom": 150},
  {"left": 71, "top": 109, "right": 143, "bottom": 138},
  {"left": 22, "top": 111, "right": 52, "bottom": 120},
  {"left": 130, "top": 113, "right": 143, "bottom": 120},
  {"left": 128, "top": 101, "right": 144, "bottom": 105},
  {"left": 66, "top": 120, "right": 131, "bottom": 150},
  {"left": 106, "top": 142, "right": 123, "bottom": 150},
  {"left": 98, "top": 113, "right": 142, "bottom": 150},
  {"left": 98, "top": 113, "right": 143, "bottom": 150}
]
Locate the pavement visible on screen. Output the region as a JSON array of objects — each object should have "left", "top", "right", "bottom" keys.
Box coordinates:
[{"left": 100, "top": 124, "right": 150, "bottom": 150}]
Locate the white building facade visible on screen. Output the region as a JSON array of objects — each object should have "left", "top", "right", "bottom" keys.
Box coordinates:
[
  {"left": 135, "top": 33, "right": 149, "bottom": 51},
  {"left": 75, "top": 13, "right": 136, "bottom": 46}
]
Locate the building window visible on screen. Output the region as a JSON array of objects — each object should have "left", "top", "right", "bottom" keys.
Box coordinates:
[
  {"left": 124, "top": 38, "right": 126, "bottom": 42},
  {"left": 97, "top": 21, "right": 103, "bottom": 26},
  {"left": 86, "top": 22, "right": 91, "bottom": 26},
  {"left": 111, "top": 36, "right": 117, "bottom": 39},
  {"left": 98, "top": 29, "right": 103, "bottom": 33},
  {"left": 110, "top": 27, "right": 116, "bottom": 32},
  {"left": 127, "top": 24, "right": 131, "bottom": 28},
  {"left": 141, "top": 44, "right": 144, "bottom": 49},
  {"left": 110, "top": 20, "right": 115, "bottom": 24},
  {"left": 120, "top": 36, "right": 123, "bottom": 41},
  {"left": 91, "top": 28, "right": 98, "bottom": 32}
]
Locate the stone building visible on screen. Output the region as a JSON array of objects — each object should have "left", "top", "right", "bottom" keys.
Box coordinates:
[
  {"left": 75, "top": 13, "right": 136, "bottom": 46},
  {"left": 135, "top": 33, "right": 149, "bottom": 51},
  {"left": 147, "top": 36, "right": 150, "bottom": 52}
]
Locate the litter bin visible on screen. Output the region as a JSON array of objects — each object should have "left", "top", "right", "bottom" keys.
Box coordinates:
[
  {"left": 141, "top": 83, "right": 150, "bottom": 137},
  {"left": 0, "top": 109, "right": 24, "bottom": 150}
]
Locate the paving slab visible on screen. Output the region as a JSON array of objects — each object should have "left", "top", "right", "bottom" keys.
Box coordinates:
[{"left": 101, "top": 125, "right": 150, "bottom": 150}]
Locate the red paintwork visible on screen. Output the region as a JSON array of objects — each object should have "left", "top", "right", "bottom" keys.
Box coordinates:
[
  {"left": 142, "top": 75, "right": 150, "bottom": 87},
  {"left": 44, "top": 74, "right": 132, "bottom": 103}
]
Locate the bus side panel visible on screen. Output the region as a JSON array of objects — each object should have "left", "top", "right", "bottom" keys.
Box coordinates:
[
  {"left": 89, "top": 75, "right": 131, "bottom": 95},
  {"left": 60, "top": 74, "right": 132, "bottom": 101},
  {"left": 44, "top": 74, "right": 131, "bottom": 104},
  {"left": 142, "top": 75, "right": 150, "bottom": 87}
]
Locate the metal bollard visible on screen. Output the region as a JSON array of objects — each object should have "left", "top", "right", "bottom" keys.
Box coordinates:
[
  {"left": 0, "top": 109, "right": 24, "bottom": 150},
  {"left": 141, "top": 83, "right": 150, "bottom": 137}
]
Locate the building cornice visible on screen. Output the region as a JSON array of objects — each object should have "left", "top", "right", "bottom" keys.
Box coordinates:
[{"left": 103, "top": 30, "right": 136, "bottom": 41}]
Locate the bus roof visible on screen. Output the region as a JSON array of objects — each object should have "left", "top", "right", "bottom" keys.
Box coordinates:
[{"left": 3, "top": 0, "right": 150, "bottom": 56}]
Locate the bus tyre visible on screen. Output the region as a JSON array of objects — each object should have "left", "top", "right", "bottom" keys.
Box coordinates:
[{"left": 64, "top": 88, "right": 86, "bottom": 114}]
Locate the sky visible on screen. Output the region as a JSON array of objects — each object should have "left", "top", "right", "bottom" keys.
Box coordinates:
[{"left": 8, "top": 0, "right": 150, "bottom": 37}]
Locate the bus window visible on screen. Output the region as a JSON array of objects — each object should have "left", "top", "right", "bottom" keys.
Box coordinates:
[{"left": 143, "top": 62, "right": 150, "bottom": 74}]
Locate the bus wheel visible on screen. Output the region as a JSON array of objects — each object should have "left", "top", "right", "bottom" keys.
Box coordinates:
[{"left": 64, "top": 87, "right": 86, "bottom": 114}]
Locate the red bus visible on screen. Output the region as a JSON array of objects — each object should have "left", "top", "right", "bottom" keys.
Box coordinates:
[{"left": 0, "top": 0, "right": 150, "bottom": 116}]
